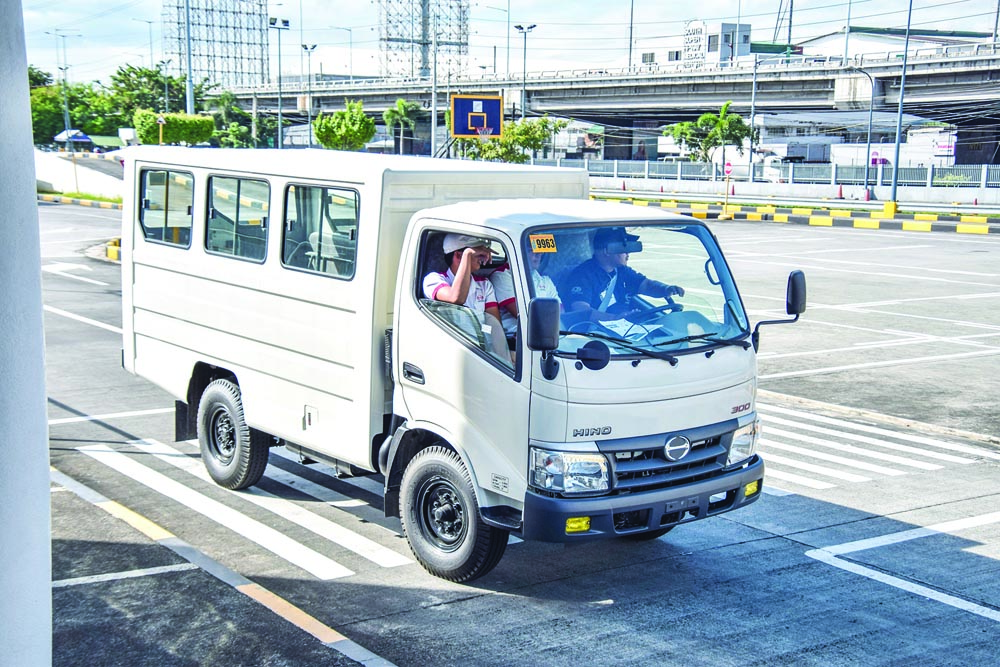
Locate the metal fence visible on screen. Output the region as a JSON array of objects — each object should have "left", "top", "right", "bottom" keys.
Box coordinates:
[{"left": 529, "top": 158, "right": 1000, "bottom": 189}]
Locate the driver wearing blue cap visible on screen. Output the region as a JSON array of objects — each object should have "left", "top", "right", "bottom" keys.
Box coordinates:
[{"left": 559, "top": 227, "right": 684, "bottom": 323}]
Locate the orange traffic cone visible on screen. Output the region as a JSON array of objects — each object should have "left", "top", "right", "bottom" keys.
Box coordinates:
[
  {"left": 837, "top": 185, "right": 843, "bottom": 199},
  {"left": 622, "top": 181, "right": 626, "bottom": 191},
  {"left": 730, "top": 185, "right": 735, "bottom": 196}
]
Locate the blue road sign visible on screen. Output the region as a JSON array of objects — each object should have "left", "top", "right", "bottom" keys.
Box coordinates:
[{"left": 451, "top": 95, "right": 504, "bottom": 138}]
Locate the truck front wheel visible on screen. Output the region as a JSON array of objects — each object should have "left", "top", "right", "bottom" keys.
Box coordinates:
[
  {"left": 197, "top": 378, "right": 269, "bottom": 490},
  {"left": 400, "top": 446, "right": 508, "bottom": 582}
]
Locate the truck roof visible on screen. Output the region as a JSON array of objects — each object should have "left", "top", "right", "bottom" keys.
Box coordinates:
[
  {"left": 122, "top": 146, "right": 583, "bottom": 182},
  {"left": 416, "top": 198, "right": 701, "bottom": 236}
]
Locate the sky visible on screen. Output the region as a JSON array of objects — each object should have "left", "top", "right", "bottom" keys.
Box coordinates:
[{"left": 22, "top": 0, "right": 1000, "bottom": 86}]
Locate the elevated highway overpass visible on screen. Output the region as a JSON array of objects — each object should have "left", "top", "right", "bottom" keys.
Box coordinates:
[{"left": 230, "top": 42, "right": 1000, "bottom": 148}]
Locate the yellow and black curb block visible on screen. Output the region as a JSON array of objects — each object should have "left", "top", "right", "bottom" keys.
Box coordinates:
[
  {"left": 38, "top": 194, "right": 122, "bottom": 210},
  {"left": 595, "top": 196, "right": 1000, "bottom": 235},
  {"left": 106, "top": 237, "right": 121, "bottom": 262}
]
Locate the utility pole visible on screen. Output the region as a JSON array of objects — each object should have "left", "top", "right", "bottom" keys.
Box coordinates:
[
  {"left": 184, "top": 0, "right": 194, "bottom": 113},
  {"left": 269, "top": 17, "right": 289, "bottom": 148},
  {"left": 302, "top": 44, "right": 316, "bottom": 147},
  {"left": 628, "top": 0, "right": 634, "bottom": 69},
  {"left": 515, "top": 23, "right": 536, "bottom": 121}
]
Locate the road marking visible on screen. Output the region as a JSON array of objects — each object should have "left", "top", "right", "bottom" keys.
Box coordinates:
[
  {"left": 759, "top": 348, "right": 1000, "bottom": 380},
  {"left": 41, "top": 262, "right": 109, "bottom": 286},
  {"left": 759, "top": 404, "right": 1000, "bottom": 461},
  {"left": 763, "top": 469, "right": 836, "bottom": 489},
  {"left": 806, "top": 510, "right": 1000, "bottom": 624},
  {"left": 761, "top": 426, "right": 942, "bottom": 470},
  {"left": 759, "top": 438, "right": 906, "bottom": 476},
  {"left": 43, "top": 305, "right": 122, "bottom": 334},
  {"left": 78, "top": 444, "right": 354, "bottom": 580},
  {"left": 48, "top": 407, "right": 174, "bottom": 425},
  {"left": 137, "top": 439, "right": 411, "bottom": 568},
  {"left": 761, "top": 415, "right": 975, "bottom": 464},
  {"left": 53, "top": 563, "right": 199, "bottom": 588},
  {"left": 759, "top": 450, "right": 871, "bottom": 482},
  {"left": 49, "top": 467, "right": 395, "bottom": 664}
]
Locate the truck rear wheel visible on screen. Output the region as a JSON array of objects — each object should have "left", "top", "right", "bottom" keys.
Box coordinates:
[
  {"left": 197, "top": 378, "right": 269, "bottom": 490},
  {"left": 399, "top": 446, "right": 508, "bottom": 582}
]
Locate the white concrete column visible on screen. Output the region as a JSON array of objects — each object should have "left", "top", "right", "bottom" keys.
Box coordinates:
[{"left": 0, "top": 1, "right": 53, "bottom": 664}]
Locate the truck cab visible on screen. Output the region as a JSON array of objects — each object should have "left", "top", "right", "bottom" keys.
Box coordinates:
[{"left": 382, "top": 199, "right": 805, "bottom": 580}]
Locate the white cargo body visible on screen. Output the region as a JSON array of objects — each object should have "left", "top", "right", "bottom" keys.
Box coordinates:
[{"left": 121, "top": 147, "right": 804, "bottom": 582}]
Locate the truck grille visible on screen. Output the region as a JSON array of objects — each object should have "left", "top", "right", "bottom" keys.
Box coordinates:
[{"left": 608, "top": 436, "right": 727, "bottom": 494}]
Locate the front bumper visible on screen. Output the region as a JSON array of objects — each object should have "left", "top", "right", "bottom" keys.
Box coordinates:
[{"left": 520, "top": 455, "right": 764, "bottom": 542}]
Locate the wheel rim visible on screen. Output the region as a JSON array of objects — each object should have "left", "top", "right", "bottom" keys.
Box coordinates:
[
  {"left": 209, "top": 406, "right": 237, "bottom": 464},
  {"left": 416, "top": 475, "right": 467, "bottom": 552}
]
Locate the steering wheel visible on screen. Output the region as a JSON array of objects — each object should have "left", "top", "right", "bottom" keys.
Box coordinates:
[{"left": 628, "top": 298, "right": 683, "bottom": 323}]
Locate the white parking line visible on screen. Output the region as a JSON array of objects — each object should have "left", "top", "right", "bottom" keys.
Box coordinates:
[
  {"left": 805, "top": 510, "right": 1000, "bottom": 623},
  {"left": 49, "top": 407, "right": 174, "bottom": 425},
  {"left": 78, "top": 444, "right": 354, "bottom": 580},
  {"left": 52, "top": 563, "right": 199, "bottom": 588},
  {"left": 763, "top": 469, "right": 836, "bottom": 490},
  {"left": 137, "top": 439, "right": 411, "bottom": 568},
  {"left": 43, "top": 305, "right": 122, "bottom": 334},
  {"left": 760, "top": 348, "right": 1000, "bottom": 380}
]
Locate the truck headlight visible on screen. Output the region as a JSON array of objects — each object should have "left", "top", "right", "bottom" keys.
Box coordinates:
[
  {"left": 530, "top": 448, "right": 609, "bottom": 494},
  {"left": 727, "top": 418, "right": 760, "bottom": 467}
]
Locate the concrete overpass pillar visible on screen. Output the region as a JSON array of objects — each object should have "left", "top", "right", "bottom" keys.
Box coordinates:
[{"left": 0, "top": 2, "right": 53, "bottom": 665}]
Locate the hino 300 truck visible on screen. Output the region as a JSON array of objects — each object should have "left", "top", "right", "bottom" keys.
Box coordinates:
[{"left": 120, "top": 147, "right": 805, "bottom": 581}]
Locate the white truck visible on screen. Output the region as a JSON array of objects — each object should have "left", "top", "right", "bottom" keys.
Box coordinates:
[{"left": 121, "top": 147, "right": 805, "bottom": 581}]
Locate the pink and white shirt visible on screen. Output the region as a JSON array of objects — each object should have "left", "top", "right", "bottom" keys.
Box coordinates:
[{"left": 423, "top": 269, "right": 498, "bottom": 314}]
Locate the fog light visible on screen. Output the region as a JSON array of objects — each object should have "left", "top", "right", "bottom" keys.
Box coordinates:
[
  {"left": 745, "top": 479, "right": 760, "bottom": 497},
  {"left": 566, "top": 516, "right": 591, "bottom": 533}
]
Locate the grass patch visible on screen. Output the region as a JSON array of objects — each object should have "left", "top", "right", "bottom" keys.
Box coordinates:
[{"left": 58, "top": 191, "right": 122, "bottom": 204}]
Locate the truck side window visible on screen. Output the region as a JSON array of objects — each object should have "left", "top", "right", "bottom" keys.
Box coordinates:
[
  {"left": 206, "top": 176, "right": 269, "bottom": 262},
  {"left": 138, "top": 169, "right": 193, "bottom": 247},
  {"left": 282, "top": 184, "right": 359, "bottom": 279},
  {"left": 417, "top": 231, "right": 514, "bottom": 372}
]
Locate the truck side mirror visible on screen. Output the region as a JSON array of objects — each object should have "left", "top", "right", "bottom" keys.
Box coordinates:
[
  {"left": 786, "top": 270, "right": 807, "bottom": 315},
  {"left": 527, "top": 298, "right": 560, "bottom": 352},
  {"left": 751, "top": 270, "right": 807, "bottom": 351}
]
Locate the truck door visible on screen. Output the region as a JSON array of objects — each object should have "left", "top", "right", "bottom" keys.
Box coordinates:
[{"left": 395, "top": 227, "right": 530, "bottom": 504}]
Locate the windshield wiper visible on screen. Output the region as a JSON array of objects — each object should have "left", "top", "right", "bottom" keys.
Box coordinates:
[
  {"left": 558, "top": 330, "right": 679, "bottom": 366},
  {"left": 652, "top": 332, "right": 751, "bottom": 350}
]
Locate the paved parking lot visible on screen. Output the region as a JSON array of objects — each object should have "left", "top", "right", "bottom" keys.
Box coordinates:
[{"left": 40, "top": 203, "right": 1000, "bottom": 666}]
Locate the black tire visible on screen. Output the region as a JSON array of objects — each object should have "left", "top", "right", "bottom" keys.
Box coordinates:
[
  {"left": 620, "top": 526, "right": 674, "bottom": 541},
  {"left": 399, "top": 446, "right": 508, "bottom": 582},
  {"left": 197, "top": 378, "right": 269, "bottom": 490}
]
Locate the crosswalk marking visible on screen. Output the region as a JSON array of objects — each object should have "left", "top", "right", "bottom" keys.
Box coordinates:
[
  {"left": 78, "top": 444, "right": 355, "bottom": 580},
  {"left": 760, "top": 414, "right": 975, "bottom": 464},
  {"left": 763, "top": 469, "right": 836, "bottom": 490},
  {"left": 136, "top": 440, "right": 413, "bottom": 568},
  {"left": 759, "top": 438, "right": 907, "bottom": 476},
  {"left": 759, "top": 404, "right": 1000, "bottom": 461},
  {"left": 759, "top": 452, "right": 871, "bottom": 483},
  {"left": 762, "top": 426, "right": 942, "bottom": 470}
]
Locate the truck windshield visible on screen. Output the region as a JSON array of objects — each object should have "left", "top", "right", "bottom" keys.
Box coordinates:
[{"left": 523, "top": 222, "right": 749, "bottom": 357}]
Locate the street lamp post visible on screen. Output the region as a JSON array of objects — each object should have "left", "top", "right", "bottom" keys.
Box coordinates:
[
  {"left": 46, "top": 30, "right": 78, "bottom": 155},
  {"left": 331, "top": 27, "right": 353, "bottom": 83},
  {"left": 515, "top": 23, "right": 535, "bottom": 121},
  {"left": 132, "top": 18, "right": 155, "bottom": 67},
  {"left": 269, "top": 17, "right": 289, "bottom": 149},
  {"left": 889, "top": 0, "right": 914, "bottom": 210},
  {"left": 162, "top": 59, "right": 172, "bottom": 113},
  {"left": 849, "top": 66, "right": 875, "bottom": 199},
  {"left": 302, "top": 44, "right": 316, "bottom": 147}
]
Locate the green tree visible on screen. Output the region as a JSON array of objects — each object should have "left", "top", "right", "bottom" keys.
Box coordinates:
[
  {"left": 207, "top": 91, "right": 254, "bottom": 147},
  {"left": 30, "top": 85, "right": 66, "bottom": 144},
  {"left": 382, "top": 98, "right": 421, "bottom": 155},
  {"left": 28, "top": 65, "right": 52, "bottom": 88},
  {"left": 108, "top": 64, "right": 210, "bottom": 130},
  {"left": 459, "top": 116, "right": 568, "bottom": 163},
  {"left": 664, "top": 101, "right": 755, "bottom": 163},
  {"left": 313, "top": 100, "right": 376, "bottom": 151}
]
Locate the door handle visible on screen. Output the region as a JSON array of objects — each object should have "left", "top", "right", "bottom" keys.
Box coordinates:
[{"left": 402, "top": 362, "right": 425, "bottom": 384}]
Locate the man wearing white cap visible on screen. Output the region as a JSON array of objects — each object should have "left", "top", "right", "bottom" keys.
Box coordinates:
[{"left": 423, "top": 233, "right": 502, "bottom": 328}]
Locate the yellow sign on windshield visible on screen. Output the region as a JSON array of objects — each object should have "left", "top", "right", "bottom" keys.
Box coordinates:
[{"left": 529, "top": 234, "right": 557, "bottom": 253}]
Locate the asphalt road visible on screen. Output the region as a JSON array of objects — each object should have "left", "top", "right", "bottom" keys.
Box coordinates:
[{"left": 40, "top": 202, "right": 1000, "bottom": 666}]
